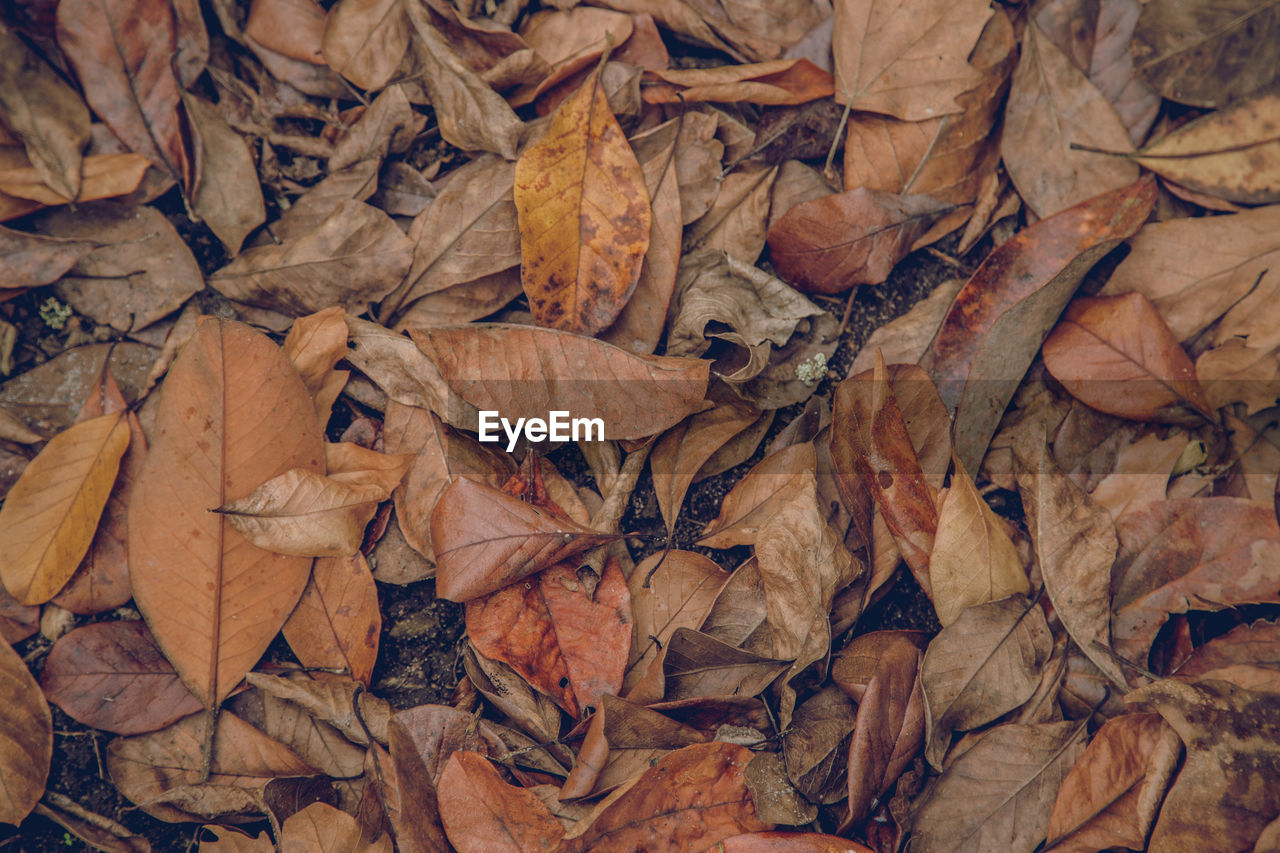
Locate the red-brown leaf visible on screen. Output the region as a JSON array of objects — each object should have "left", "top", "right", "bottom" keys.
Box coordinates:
[{"left": 437, "top": 751, "right": 563, "bottom": 853}]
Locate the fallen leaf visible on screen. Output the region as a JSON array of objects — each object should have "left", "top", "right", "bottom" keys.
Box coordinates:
[
  {"left": 0, "top": 225, "right": 99, "bottom": 290},
  {"left": 244, "top": 0, "right": 328, "bottom": 64},
  {"left": 514, "top": 64, "right": 650, "bottom": 335},
  {"left": 910, "top": 721, "right": 1087, "bottom": 853},
  {"left": 0, "top": 22, "right": 90, "bottom": 200},
  {"left": 328, "top": 85, "right": 425, "bottom": 171},
  {"left": 0, "top": 633, "right": 52, "bottom": 825},
  {"left": 642, "top": 59, "right": 833, "bottom": 106},
  {"left": 411, "top": 323, "right": 709, "bottom": 440},
  {"left": 921, "top": 596, "right": 1054, "bottom": 769},
  {"left": 281, "top": 553, "right": 380, "bottom": 686},
  {"left": 56, "top": 0, "right": 192, "bottom": 188},
  {"left": 652, "top": 402, "right": 761, "bottom": 533},
  {"left": 684, "top": 162, "right": 776, "bottom": 264},
  {"left": 1043, "top": 712, "right": 1181, "bottom": 853},
  {"left": 1128, "top": 678, "right": 1280, "bottom": 851},
  {"left": 211, "top": 200, "right": 413, "bottom": 318},
  {"left": 283, "top": 307, "right": 349, "bottom": 433},
  {"left": 767, "top": 188, "right": 950, "bottom": 294},
  {"left": 1087, "top": 432, "right": 1187, "bottom": 521},
  {"left": 129, "top": 317, "right": 324, "bottom": 710},
  {"left": 700, "top": 442, "right": 816, "bottom": 548},
  {"left": 1133, "top": 89, "right": 1280, "bottom": 205},
  {"left": 227, "top": 679, "right": 367, "bottom": 779},
  {"left": 1111, "top": 497, "right": 1280, "bottom": 666},
  {"left": 713, "top": 833, "right": 876, "bottom": 852},
  {"left": 244, "top": 671, "right": 389, "bottom": 747},
  {"left": 0, "top": 343, "right": 152, "bottom": 435},
  {"left": 430, "top": 476, "right": 617, "bottom": 602},
  {"left": 0, "top": 410, "right": 128, "bottom": 604},
  {"left": 849, "top": 280, "right": 965, "bottom": 375},
  {"left": 919, "top": 176, "right": 1157, "bottom": 472},
  {"left": 280, "top": 801, "right": 392, "bottom": 853},
  {"left": 321, "top": 0, "right": 409, "bottom": 90},
  {"left": 1002, "top": 22, "right": 1140, "bottom": 218},
  {"left": 436, "top": 751, "right": 563, "bottom": 852},
  {"left": 831, "top": 0, "right": 992, "bottom": 121},
  {"left": 930, "top": 454, "right": 1028, "bottom": 626},
  {"left": 514, "top": 7, "right": 632, "bottom": 104},
  {"left": 1131, "top": 0, "right": 1280, "bottom": 108},
  {"left": 183, "top": 94, "right": 266, "bottom": 256},
  {"left": 199, "top": 826, "right": 274, "bottom": 851},
  {"left": 345, "top": 316, "right": 468, "bottom": 419},
  {"left": 663, "top": 627, "right": 790, "bottom": 701}
]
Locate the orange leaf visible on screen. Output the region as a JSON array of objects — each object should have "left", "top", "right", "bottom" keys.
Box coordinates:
[
  {"left": 281, "top": 553, "right": 380, "bottom": 686},
  {"left": 437, "top": 750, "right": 564, "bottom": 853},
  {"left": 711, "top": 832, "right": 876, "bottom": 852},
  {"left": 280, "top": 801, "right": 392, "bottom": 852},
  {"left": 0, "top": 410, "right": 129, "bottom": 604},
  {"left": 128, "top": 317, "right": 324, "bottom": 708},
  {"left": 0, "top": 634, "right": 52, "bottom": 825},
  {"left": 514, "top": 65, "right": 651, "bottom": 334}
]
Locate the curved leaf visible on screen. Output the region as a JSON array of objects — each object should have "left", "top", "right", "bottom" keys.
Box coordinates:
[
  {"left": 281, "top": 553, "right": 381, "bottom": 686},
  {"left": 0, "top": 635, "right": 51, "bottom": 825},
  {"left": 438, "top": 750, "right": 563, "bottom": 853}
]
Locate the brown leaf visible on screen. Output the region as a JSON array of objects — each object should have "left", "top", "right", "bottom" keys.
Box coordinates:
[
  {"left": 411, "top": 323, "right": 709, "bottom": 440},
  {"left": 430, "top": 476, "right": 617, "bottom": 603},
  {"left": 129, "top": 317, "right": 325, "bottom": 709},
  {"left": 0, "top": 225, "right": 98, "bottom": 290},
  {"left": 642, "top": 59, "right": 834, "bottom": 106},
  {"left": 1044, "top": 713, "right": 1181, "bottom": 853},
  {"left": 930, "top": 454, "right": 1028, "bottom": 626},
  {"left": 211, "top": 200, "right": 413, "bottom": 318},
  {"left": 921, "top": 596, "right": 1054, "bottom": 769},
  {"left": 684, "top": 161, "right": 776, "bottom": 264},
  {"left": 34, "top": 202, "right": 204, "bottom": 332},
  {"left": 1131, "top": 0, "right": 1280, "bottom": 108},
  {"left": 1087, "top": 431, "right": 1187, "bottom": 521},
  {"left": 280, "top": 801, "right": 392, "bottom": 853},
  {"left": 0, "top": 22, "right": 90, "bottom": 200},
  {"left": 243, "top": 671, "right": 389, "bottom": 748},
  {"left": 514, "top": 65, "right": 650, "bottom": 335},
  {"left": 0, "top": 410, "right": 129, "bottom": 604},
  {"left": 1012, "top": 429, "right": 1127, "bottom": 688},
  {"left": 832, "top": 0, "right": 991, "bottom": 121},
  {"left": 1002, "top": 22, "right": 1140, "bottom": 218},
  {"left": 1173, "top": 620, "right": 1280, "bottom": 687},
  {"left": 322, "top": 0, "right": 409, "bottom": 90},
  {"left": 1128, "top": 678, "right": 1280, "bottom": 851},
  {"left": 41, "top": 619, "right": 201, "bottom": 735},
  {"left": 283, "top": 307, "right": 350, "bottom": 433},
  {"left": 228, "top": 680, "right": 367, "bottom": 780},
  {"left": 767, "top": 188, "right": 950, "bottom": 294},
  {"left": 403, "top": 0, "right": 523, "bottom": 159},
  {"left": 910, "top": 721, "right": 1087, "bottom": 853},
  {"left": 184, "top": 94, "right": 266, "bottom": 256},
  {"left": 715, "top": 833, "right": 876, "bottom": 852},
  {"left": 438, "top": 751, "right": 563, "bottom": 853},
  {"left": 1043, "top": 292, "right": 1214, "bottom": 423},
  {"left": 1111, "top": 498, "right": 1280, "bottom": 666},
  {"left": 514, "top": 7, "right": 632, "bottom": 104},
  {"left": 699, "top": 442, "right": 815, "bottom": 548},
  {"left": 344, "top": 316, "right": 468, "bottom": 418},
  {"left": 467, "top": 556, "right": 630, "bottom": 717},
  {"left": 919, "top": 176, "right": 1157, "bottom": 472},
  {"left": 56, "top": 0, "right": 192, "bottom": 188},
  {"left": 662, "top": 627, "right": 790, "bottom": 701},
  {"left": 281, "top": 553, "right": 380, "bottom": 686},
  {"left": 329, "top": 85, "right": 425, "bottom": 171},
  {"left": 563, "top": 742, "right": 770, "bottom": 851},
  {"left": 782, "top": 686, "right": 857, "bottom": 804},
  {"left": 652, "top": 402, "right": 761, "bottom": 533},
  {"left": 1134, "top": 89, "right": 1280, "bottom": 205},
  {"left": 244, "top": 0, "right": 328, "bottom": 64},
  {"left": 199, "top": 826, "right": 273, "bottom": 851},
  {"left": 0, "top": 634, "right": 52, "bottom": 825}
]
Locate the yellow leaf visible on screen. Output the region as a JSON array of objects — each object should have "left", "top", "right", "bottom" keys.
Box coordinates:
[{"left": 0, "top": 410, "right": 129, "bottom": 604}]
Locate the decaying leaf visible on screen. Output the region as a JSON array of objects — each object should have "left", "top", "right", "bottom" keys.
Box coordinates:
[
  {"left": 700, "top": 442, "right": 816, "bottom": 548},
  {"left": 0, "top": 633, "right": 52, "bottom": 825},
  {"left": 322, "top": 0, "right": 409, "bottom": 90},
  {"left": 280, "top": 553, "right": 381, "bottom": 686},
  {"left": 651, "top": 401, "right": 761, "bottom": 533},
  {"left": 437, "top": 750, "right": 563, "bottom": 853}
]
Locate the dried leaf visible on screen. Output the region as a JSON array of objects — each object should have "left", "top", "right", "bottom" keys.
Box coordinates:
[
  {"left": 919, "top": 176, "right": 1157, "bottom": 472},
  {"left": 684, "top": 162, "right": 776, "bottom": 264},
  {"left": 56, "top": 0, "right": 191, "bottom": 187},
  {"left": 0, "top": 225, "right": 99, "bottom": 290},
  {"left": 1002, "top": 22, "right": 1140, "bottom": 218},
  {"left": 715, "top": 833, "right": 875, "bottom": 852},
  {"left": 211, "top": 200, "right": 413, "bottom": 318},
  {"left": 921, "top": 596, "right": 1053, "bottom": 769},
  {"left": 129, "top": 317, "right": 325, "bottom": 709},
  {"left": 700, "top": 442, "right": 815, "bottom": 548},
  {"left": 0, "top": 633, "right": 52, "bottom": 825},
  {"left": 322, "top": 0, "right": 409, "bottom": 90},
  {"left": 642, "top": 60, "right": 834, "bottom": 106},
  {"left": 832, "top": 0, "right": 991, "bottom": 120},
  {"left": 514, "top": 65, "right": 650, "bottom": 335},
  {"left": 0, "top": 411, "right": 129, "bottom": 604},
  {"left": 910, "top": 721, "right": 1087, "bottom": 853},
  {"left": 40, "top": 620, "right": 202, "bottom": 735},
  {"left": 280, "top": 801, "right": 392, "bottom": 853},
  {"left": 281, "top": 553, "right": 380, "bottom": 686},
  {"left": 438, "top": 751, "right": 563, "bottom": 852},
  {"left": 184, "top": 94, "right": 266, "bottom": 256},
  {"left": 652, "top": 402, "right": 760, "bottom": 533},
  {"left": 411, "top": 323, "right": 709, "bottom": 440},
  {"left": 663, "top": 627, "right": 789, "bottom": 701}
]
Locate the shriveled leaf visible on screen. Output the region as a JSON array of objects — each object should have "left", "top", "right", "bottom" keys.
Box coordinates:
[
  {"left": 1013, "top": 429, "right": 1127, "bottom": 688},
  {"left": 280, "top": 801, "right": 392, "bottom": 853},
  {"left": 283, "top": 307, "right": 349, "bottom": 432},
  {"left": 1044, "top": 713, "right": 1181, "bottom": 853},
  {"left": 922, "top": 596, "right": 1054, "bottom": 769},
  {"left": 1043, "top": 292, "right": 1213, "bottom": 424},
  {"left": 438, "top": 751, "right": 563, "bottom": 853},
  {"left": 412, "top": 323, "right": 709, "bottom": 440},
  {"left": 930, "top": 454, "right": 1028, "bottom": 626},
  {"left": 1087, "top": 431, "right": 1187, "bottom": 522},
  {"left": 1111, "top": 498, "right": 1280, "bottom": 666},
  {"left": 211, "top": 200, "right": 413, "bottom": 318},
  {"left": 228, "top": 680, "right": 368, "bottom": 780},
  {"left": 782, "top": 687, "right": 857, "bottom": 804},
  {"left": 652, "top": 402, "right": 760, "bottom": 533},
  {"left": 1134, "top": 89, "right": 1280, "bottom": 205},
  {"left": 244, "top": 671, "right": 390, "bottom": 748},
  {"left": 56, "top": 0, "right": 191, "bottom": 187},
  {"left": 1131, "top": 0, "right": 1280, "bottom": 108},
  {"left": 832, "top": 0, "right": 992, "bottom": 121},
  {"left": 563, "top": 742, "right": 770, "bottom": 851},
  {"left": 0, "top": 633, "right": 52, "bottom": 825},
  {"left": 767, "top": 189, "right": 950, "bottom": 294},
  {"left": 919, "top": 176, "right": 1157, "bottom": 472},
  {"left": 514, "top": 65, "right": 650, "bottom": 335},
  {"left": 700, "top": 442, "right": 815, "bottom": 548},
  {"left": 40, "top": 620, "right": 202, "bottom": 735},
  {"left": 683, "top": 162, "right": 776, "bottom": 265},
  {"left": 1002, "top": 22, "right": 1140, "bottom": 218},
  {"left": 1128, "top": 678, "right": 1280, "bottom": 851},
  {"left": 184, "top": 95, "right": 266, "bottom": 256},
  {"left": 663, "top": 628, "right": 790, "bottom": 701},
  {"left": 642, "top": 60, "right": 834, "bottom": 106},
  {"left": 281, "top": 553, "right": 380, "bottom": 686},
  {"left": 0, "top": 411, "right": 129, "bottom": 604},
  {"left": 431, "top": 476, "right": 617, "bottom": 602},
  {"left": 129, "top": 317, "right": 325, "bottom": 708},
  {"left": 910, "top": 721, "right": 1087, "bottom": 853},
  {"left": 344, "top": 316, "right": 467, "bottom": 418},
  {"left": 322, "top": 0, "right": 409, "bottom": 90}
]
